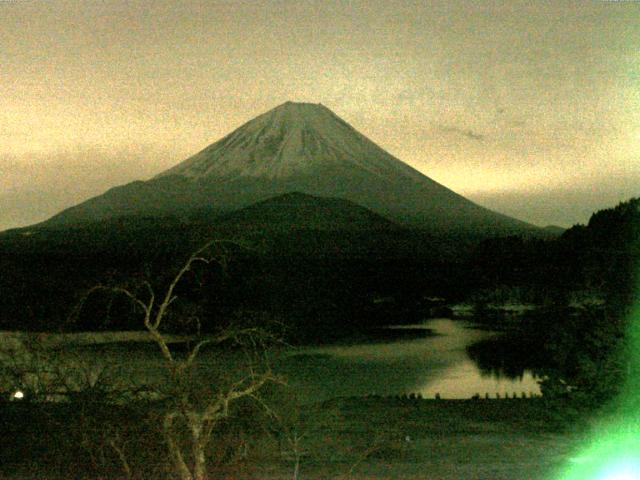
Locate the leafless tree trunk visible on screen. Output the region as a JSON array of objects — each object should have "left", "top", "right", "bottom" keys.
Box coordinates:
[{"left": 81, "top": 240, "right": 280, "bottom": 480}]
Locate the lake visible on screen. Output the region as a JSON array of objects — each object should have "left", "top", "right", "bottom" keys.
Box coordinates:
[
  {"left": 276, "top": 318, "right": 541, "bottom": 401},
  {"left": 0, "top": 318, "right": 540, "bottom": 401}
]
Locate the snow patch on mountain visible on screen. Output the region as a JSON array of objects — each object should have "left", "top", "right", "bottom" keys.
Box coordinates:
[{"left": 157, "top": 102, "right": 426, "bottom": 182}]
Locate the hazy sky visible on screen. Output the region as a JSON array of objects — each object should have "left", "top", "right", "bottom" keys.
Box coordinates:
[{"left": 2, "top": 0, "right": 639, "bottom": 229}]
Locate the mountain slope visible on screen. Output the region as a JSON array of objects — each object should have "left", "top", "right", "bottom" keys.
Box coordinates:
[
  {"left": 218, "top": 192, "right": 400, "bottom": 231},
  {"left": 42, "top": 102, "right": 536, "bottom": 234},
  {"left": 158, "top": 101, "right": 429, "bottom": 183}
]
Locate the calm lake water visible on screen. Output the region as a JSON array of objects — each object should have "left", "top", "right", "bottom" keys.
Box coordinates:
[
  {"left": 1, "top": 318, "right": 540, "bottom": 401},
  {"left": 276, "top": 318, "right": 541, "bottom": 401}
]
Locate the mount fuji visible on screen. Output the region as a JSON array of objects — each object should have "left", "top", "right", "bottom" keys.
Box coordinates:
[{"left": 43, "top": 102, "right": 536, "bottom": 234}]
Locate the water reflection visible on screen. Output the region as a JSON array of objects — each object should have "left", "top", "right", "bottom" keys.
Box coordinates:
[
  {"left": 279, "top": 318, "right": 541, "bottom": 401},
  {"left": 417, "top": 359, "right": 540, "bottom": 400},
  {"left": 466, "top": 334, "right": 547, "bottom": 380},
  {"left": 0, "top": 319, "right": 543, "bottom": 402}
]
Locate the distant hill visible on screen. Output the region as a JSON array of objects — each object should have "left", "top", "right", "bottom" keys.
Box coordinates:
[
  {"left": 218, "top": 192, "right": 400, "bottom": 232},
  {"left": 39, "top": 101, "right": 538, "bottom": 236}
]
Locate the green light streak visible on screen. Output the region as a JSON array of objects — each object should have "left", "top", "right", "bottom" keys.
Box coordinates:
[
  {"left": 558, "top": 425, "right": 640, "bottom": 480},
  {"left": 554, "top": 294, "right": 640, "bottom": 479}
]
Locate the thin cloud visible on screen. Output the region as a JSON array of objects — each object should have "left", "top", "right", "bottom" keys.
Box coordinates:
[{"left": 435, "top": 124, "right": 485, "bottom": 141}]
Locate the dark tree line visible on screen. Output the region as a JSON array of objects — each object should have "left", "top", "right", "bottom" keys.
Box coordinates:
[
  {"left": 466, "top": 198, "right": 639, "bottom": 414},
  {"left": 0, "top": 198, "right": 637, "bottom": 349}
]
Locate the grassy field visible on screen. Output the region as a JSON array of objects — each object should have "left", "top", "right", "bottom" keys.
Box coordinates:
[
  {"left": 228, "top": 397, "right": 580, "bottom": 480},
  {"left": 1, "top": 395, "right": 582, "bottom": 479}
]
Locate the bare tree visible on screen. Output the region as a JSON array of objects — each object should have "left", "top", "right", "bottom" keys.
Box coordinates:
[
  {"left": 264, "top": 390, "right": 387, "bottom": 480},
  {"left": 79, "top": 240, "right": 281, "bottom": 480}
]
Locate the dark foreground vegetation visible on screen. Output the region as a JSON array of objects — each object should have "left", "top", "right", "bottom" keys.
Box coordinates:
[
  {"left": 0, "top": 197, "right": 637, "bottom": 478},
  {"left": 0, "top": 395, "right": 574, "bottom": 480},
  {"left": 1, "top": 198, "right": 637, "bottom": 337}
]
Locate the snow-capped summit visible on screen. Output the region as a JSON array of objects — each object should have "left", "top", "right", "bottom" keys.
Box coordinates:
[{"left": 157, "top": 101, "right": 424, "bottom": 183}]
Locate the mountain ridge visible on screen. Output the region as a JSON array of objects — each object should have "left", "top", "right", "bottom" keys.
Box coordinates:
[{"left": 39, "top": 101, "right": 538, "bottom": 235}]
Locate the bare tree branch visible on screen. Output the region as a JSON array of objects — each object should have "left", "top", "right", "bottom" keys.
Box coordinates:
[
  {"left": 67, "top": 239, "right": 278, "bottom": 480},
  {"left": 108, "top": 433, "right": 132, "bottom": 480}
]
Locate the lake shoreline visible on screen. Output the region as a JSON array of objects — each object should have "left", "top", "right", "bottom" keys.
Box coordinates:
[{"left": 1, "top": 318, "right": 542, "bottom": 402}]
